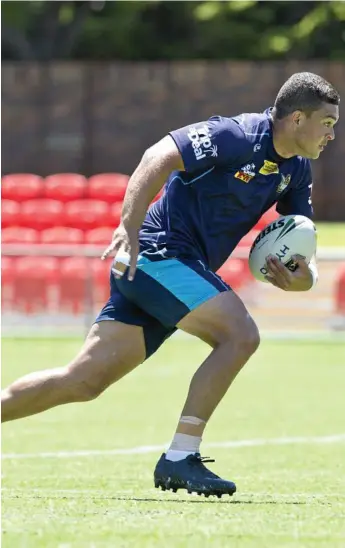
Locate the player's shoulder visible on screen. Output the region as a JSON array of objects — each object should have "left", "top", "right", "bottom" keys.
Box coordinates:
[
  {"left": 230, "top": 110, "right": 271, "bottom": 144},
  {"left": 290, "top": 155, "right": 312, "bottom": 174},
  {"left": 209, "top": 109, "right": 270, "bottom": 137},
  {"left": 293, "top": 155, "right": 312, "bottom": 184},
  {"left": 206, "top": 110, "right": 271, "bottom": 161},
  {"left": 296, "top": 155, "right": 312, "bottom": 170}
]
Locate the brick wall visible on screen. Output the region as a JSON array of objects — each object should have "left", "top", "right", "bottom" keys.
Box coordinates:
[{"left": 2, "top": 61, "right": 345, "bottom": 220}]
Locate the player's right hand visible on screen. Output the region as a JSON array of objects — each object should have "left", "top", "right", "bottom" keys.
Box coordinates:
[{"left": 101, "top": 223, "right": 139, "bottom": 281}]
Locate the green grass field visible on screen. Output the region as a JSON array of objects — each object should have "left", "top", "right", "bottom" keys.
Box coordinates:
[
  {"left": 315, "top": 222, "right": 345, "bottom": 248},
  {"left": 2, "top": 337, "right": 345, "bottom": 548}
]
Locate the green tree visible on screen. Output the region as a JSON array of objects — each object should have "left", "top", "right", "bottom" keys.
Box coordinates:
[
  {"left": 1, "top": 1, "right": 99, "bottom": 60},
  {"left": 1, "top": 1, "right": 344, "bottom": 61}
]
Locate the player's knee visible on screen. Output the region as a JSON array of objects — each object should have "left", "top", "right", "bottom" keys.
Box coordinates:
[
  {"left": 62, "top": 365, "right": 109, "bottom": 402},
  {"left": 217, "top": 314, "right": 260, "bottom": 356},
  {"left": 73, "top": 376, "right": 107, "bottom": 402},
  {"left": 237, "top": 316, "right": 260, "bottom": 356},
  {"left": 207, "top": 314, "right": 260, "bottom": 353}
]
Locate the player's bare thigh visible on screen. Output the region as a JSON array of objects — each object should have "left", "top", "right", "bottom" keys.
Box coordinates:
[
  {"left": 177, "top": 290, "right": 260, "bottom": 350},
  {"left": 65, "top": 320, "right": 146, "bottom": 399}
]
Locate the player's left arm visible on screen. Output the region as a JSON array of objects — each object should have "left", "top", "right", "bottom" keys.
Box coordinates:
[{"left": 266, "top": 160, "right": 318, "bottom": 292}]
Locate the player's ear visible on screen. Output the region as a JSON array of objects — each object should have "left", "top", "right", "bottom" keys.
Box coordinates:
[{"left": 291, "top": 110, "right": 306, "bottom": 128}]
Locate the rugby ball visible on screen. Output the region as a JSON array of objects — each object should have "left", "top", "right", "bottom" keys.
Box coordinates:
[{"left": 249, "top": 214, "right": 317, "bottom": 283}]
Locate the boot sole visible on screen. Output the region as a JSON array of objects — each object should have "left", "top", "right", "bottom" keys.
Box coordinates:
[{"left": 154, "top": 477, "right": 236, "bottom": 498}]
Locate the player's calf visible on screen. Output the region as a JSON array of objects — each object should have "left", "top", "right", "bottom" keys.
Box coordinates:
[{"left": 1, "top": 321, "right": 145, "bottom": 422}]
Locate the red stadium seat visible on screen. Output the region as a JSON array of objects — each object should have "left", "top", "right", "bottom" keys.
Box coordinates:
[
  {"left": 109, "top": 202, "right": 122, "bottom": 228},
  {"left": 237, "top": 229, "right": 260, "bottom": 248},
  {"left": 1, "top": 200, "right": 21, "bottom": 228},
  {"left": 20, "top": 200, "right": 64, "bottom": 230},
  {"left": 217, "top": 258, "right": 253, "bottom": 290},
  {"left": 1, "top": 257, "right": 15, "bottom": 310},
  {"left": 58, "top": 258, "right": 110, "bottom": 313},
  {"left": 1, "top": 174, "right": 43, "bottom": 201},
  {"left": 335, "top": 266, "right": 345, "bottom": 315},
  {"left": 64, "top": 200, "right": 109, "bottom": 230},
  {"left": 59, "top": 257, "right": 90, "bottom": 314},
  {"left": 44, "top": 173, "right": 87, "bottom": 202},
  {"left": 90, "top": 258, "right": 110, "bottom": 304},
  {"left": 13, "top": 256, "right": 59, "bottom": 314},
  {"left": 151, "top": 189, "right": 164, "bottom": 203},
  {"left": 40, "top": 227, "right": 84, "bottom": 244},
  {"left": 85, "top": 227, "right": 114, "bottom": 245},
  {"left": 87, "top": 173, "right": 129, "bottom": 203},
  {"left": 255, "top": 206, "right": 278, "bottom": 230},
  {"left": 2, "top": 226, "right": 39, "bottom": 244}
]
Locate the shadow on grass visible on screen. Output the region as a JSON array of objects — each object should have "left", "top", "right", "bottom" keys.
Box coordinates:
[
  {"left": 4, "top": 493, "right": 313, "bottom": 505},
  {"left": 110, "top": 496, "right": 310, "bottom": 505}
]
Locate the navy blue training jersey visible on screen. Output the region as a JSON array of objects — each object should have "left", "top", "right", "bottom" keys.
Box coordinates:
[{"left": 139, "top": 108, "right": 313, "bottom": 272}]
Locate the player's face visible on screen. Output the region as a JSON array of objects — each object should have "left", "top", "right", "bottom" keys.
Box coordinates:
[{"left": 293, "top": 103, "right": 339, "bottom": 159}]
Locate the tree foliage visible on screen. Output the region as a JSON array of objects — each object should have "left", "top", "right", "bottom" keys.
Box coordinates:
[{"left": 2, "top": 1, "right": 345, "bottom": 61}]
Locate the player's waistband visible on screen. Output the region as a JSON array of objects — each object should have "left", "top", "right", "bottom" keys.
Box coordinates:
[{"left": 112, "top": 251, "right": 153, "bottom": 277}]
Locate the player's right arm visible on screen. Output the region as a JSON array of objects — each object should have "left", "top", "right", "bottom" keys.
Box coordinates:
[
  {"left": 101, "top": 135, "right": 184, "bottom": 279},
  {"left": 102, "top": 116, "right": 248, "bottom": 280}
]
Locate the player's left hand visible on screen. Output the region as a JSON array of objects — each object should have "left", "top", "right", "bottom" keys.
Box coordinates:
[{"left": 264, "top": 254, "right": 313, "bottom": 291}]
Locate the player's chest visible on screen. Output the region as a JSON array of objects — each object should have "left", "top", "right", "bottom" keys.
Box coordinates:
[{"left": 227, "top": 160, "right": 293, "bottom": 200}]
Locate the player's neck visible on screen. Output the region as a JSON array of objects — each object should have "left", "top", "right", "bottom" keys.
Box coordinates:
[{"left": 272, "top": 120, "right": 298, "bottom": 159}]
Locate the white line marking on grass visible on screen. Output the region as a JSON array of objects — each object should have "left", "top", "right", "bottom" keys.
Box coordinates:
[{"left": 2, "top": 434, "right": 345, "bottom": 460}]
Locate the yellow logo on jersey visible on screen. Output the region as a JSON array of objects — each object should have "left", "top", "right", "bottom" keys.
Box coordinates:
[
  {"left": 259, "top": 160, "right": 279, "bottom": 175},
  {"left": 277, "top": 173, "right": 291, "bottom": 193},
  {"left": 235, "top": 162, "right": 256, "bottom": 183},
  {"left": 235, "top": 171, "right": 254, "bottom": 183}
]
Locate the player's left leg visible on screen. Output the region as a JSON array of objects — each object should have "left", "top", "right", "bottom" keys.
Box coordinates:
[
  {"left": 177, "top": 289, "right": 260, "bottom": 428},
  {"left": 115, "top": 254, "right": 259, "bottom": 497},
  {"left": 154, "top": 289, "right": 259, "bottom": 497}
]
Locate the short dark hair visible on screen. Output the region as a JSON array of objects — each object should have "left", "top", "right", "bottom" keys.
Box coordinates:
[{"left": 273, "top": 72, "right": 340, "bottom": 119}]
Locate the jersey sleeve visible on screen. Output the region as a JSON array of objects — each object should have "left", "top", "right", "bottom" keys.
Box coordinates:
[
  {"left": 276, "top": 160, "right": 313, "bottom": 219},
  {"left": 169, "top": 116, "right": 249, "bottom": 173}
]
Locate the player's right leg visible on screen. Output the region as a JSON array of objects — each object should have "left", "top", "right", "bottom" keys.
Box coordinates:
[
  {"left": 1, "top": 274, "right": 175, "bottom": 422},
  {"left": 1, "top": 320, "right": 145, "bottom": 422}
]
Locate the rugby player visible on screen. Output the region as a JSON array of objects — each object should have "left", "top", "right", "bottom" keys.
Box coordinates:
[{"left": 2, "top": 72, "right": 339, "bottom": 498}]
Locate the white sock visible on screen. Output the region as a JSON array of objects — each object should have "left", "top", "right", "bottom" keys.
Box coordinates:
[{"left": 165, "top": 433, "right": 202, "bottom": 462}]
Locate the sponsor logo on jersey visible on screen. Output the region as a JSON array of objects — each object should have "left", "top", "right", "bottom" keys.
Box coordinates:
[
  {"left": 253, "top": 143, "right": 261, "bottom": 152},
  {"left": 187, "top": 125, "right": 218, "bottom": 161},
  {"left": 235, "top": 163, "right": 256, "bottom": 183},
  {"left": 259, "top": 160, "right": 279, "bottom": 175},
  {"left": 276, "top": 173, "right": 291, "bottom": 193}
]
